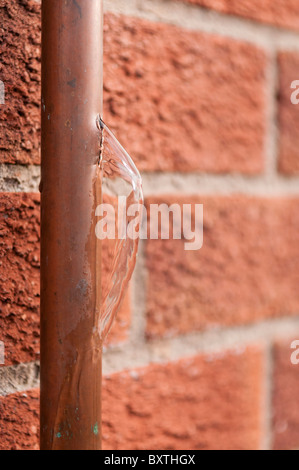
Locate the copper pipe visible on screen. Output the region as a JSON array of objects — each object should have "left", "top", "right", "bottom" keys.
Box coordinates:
[{"left": 40, "top": 0, "right": 103, "bottom": 450}]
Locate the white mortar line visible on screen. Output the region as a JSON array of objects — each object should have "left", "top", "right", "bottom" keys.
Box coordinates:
[
  {"left": 0, "top": 362, "right": 40, "bottom": 397},
  {"left": 104, "top": 0, "right": 299, "bottom": 51},
  {"left": 141, "top": 173, "right": 299, "bottom": 196},
  {"left": 1, "top": 316, "right": 298, "bottom": 395},
  {"left": 103, "top": 316, "right": 299, "bottom": 375},
  {"left": 2, "top": 165, "right": 299, "bottom": 196},
  {"left": 0, "top": 164, "right": 40, "bottom": 193}
]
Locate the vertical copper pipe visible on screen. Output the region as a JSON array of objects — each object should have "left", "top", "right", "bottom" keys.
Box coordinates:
[{"left": 41, "top": 0, "right": 103, "bottom": 450}]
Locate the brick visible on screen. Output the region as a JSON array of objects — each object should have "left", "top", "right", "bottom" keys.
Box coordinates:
[
  {"left": 0, "top": 7, "right": 267, "bottom": 173},
  {"left": 278, "top": 52, "right": 299, "bottom": 175},
  {"left": 145, "top": 196, "right": 299, "bottom": 338},
  {"left": 104, "top": 14, "right": 267, "bottom": 174},
  {"left": 0, "top": 389, "right": 39, "bottom": 450},
  {"left": 0, "top": 193, "right": 40, "bottom": 365},
  {"left": 273, "top": 340, "right": 299, "bottom": 450},
  {"left": 183, "top": 0, "right": 299, "bottom": 31},
  {"left": 0, "top": 347, "right": 264, "bottom": 450},
  {"left": 0, "top": 0, "right": 41, "bottom": 165},
  {"left": 103, "top": 348, "right": 264, "bottom": 450}
]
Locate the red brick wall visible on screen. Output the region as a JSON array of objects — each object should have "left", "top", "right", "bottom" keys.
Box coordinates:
[
  {"left": 1, "top": 0, "right": 299, "bottom": 450},
  {"left": 183, "top": 0, "right": 299, "bottom": 31}
]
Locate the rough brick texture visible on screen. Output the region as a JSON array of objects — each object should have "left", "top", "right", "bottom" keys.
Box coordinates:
[
  {"left": 1, "top": 0, "right": 299, "bottom": 453},
  {"left": 278, "top": 52, "right": 299, "bottom": 175},
  {"left": 0, "top": 348, "right": 263, "bottom": 450},
  {"left": 184, "top": 0, "right": 299, "bottom": 31},
  {"left": 104, "top": 14, "right": 267, "bottom": 173},
  {"left": 103, "top": 348, "right": 263, "bottom": 450},
  {"left": 0, "top": 0, "right": 41, "bottom": 165},
  {"left": 0, "top": 5, "right": 267, "bottom": 173},
  {"left": 0, "top": 193, "right": 40, "bottom": 365},
  {"left": 146, "top": 196, "right": 299, "bottom": 338},
  {"left": 273, "top": 340, "right": 299, "bottom": 450},
  {"left": 0, "top": 389, "right": 39, "bottom": 450}
]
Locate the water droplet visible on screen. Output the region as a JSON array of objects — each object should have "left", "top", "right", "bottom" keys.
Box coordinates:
[{"left": 96, "top": 117, "right": 143, "bottom": 340}]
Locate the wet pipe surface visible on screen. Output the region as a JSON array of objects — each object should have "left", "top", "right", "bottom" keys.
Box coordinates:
[
  {"left": 50, "top": 121, "right": 143, "bottom": 449},
  {"left": 41, "top": 0, "right": 142, "bottom": 450},
  {"left": 41, "top": 120, "right": 143, "bottom": 449}
]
